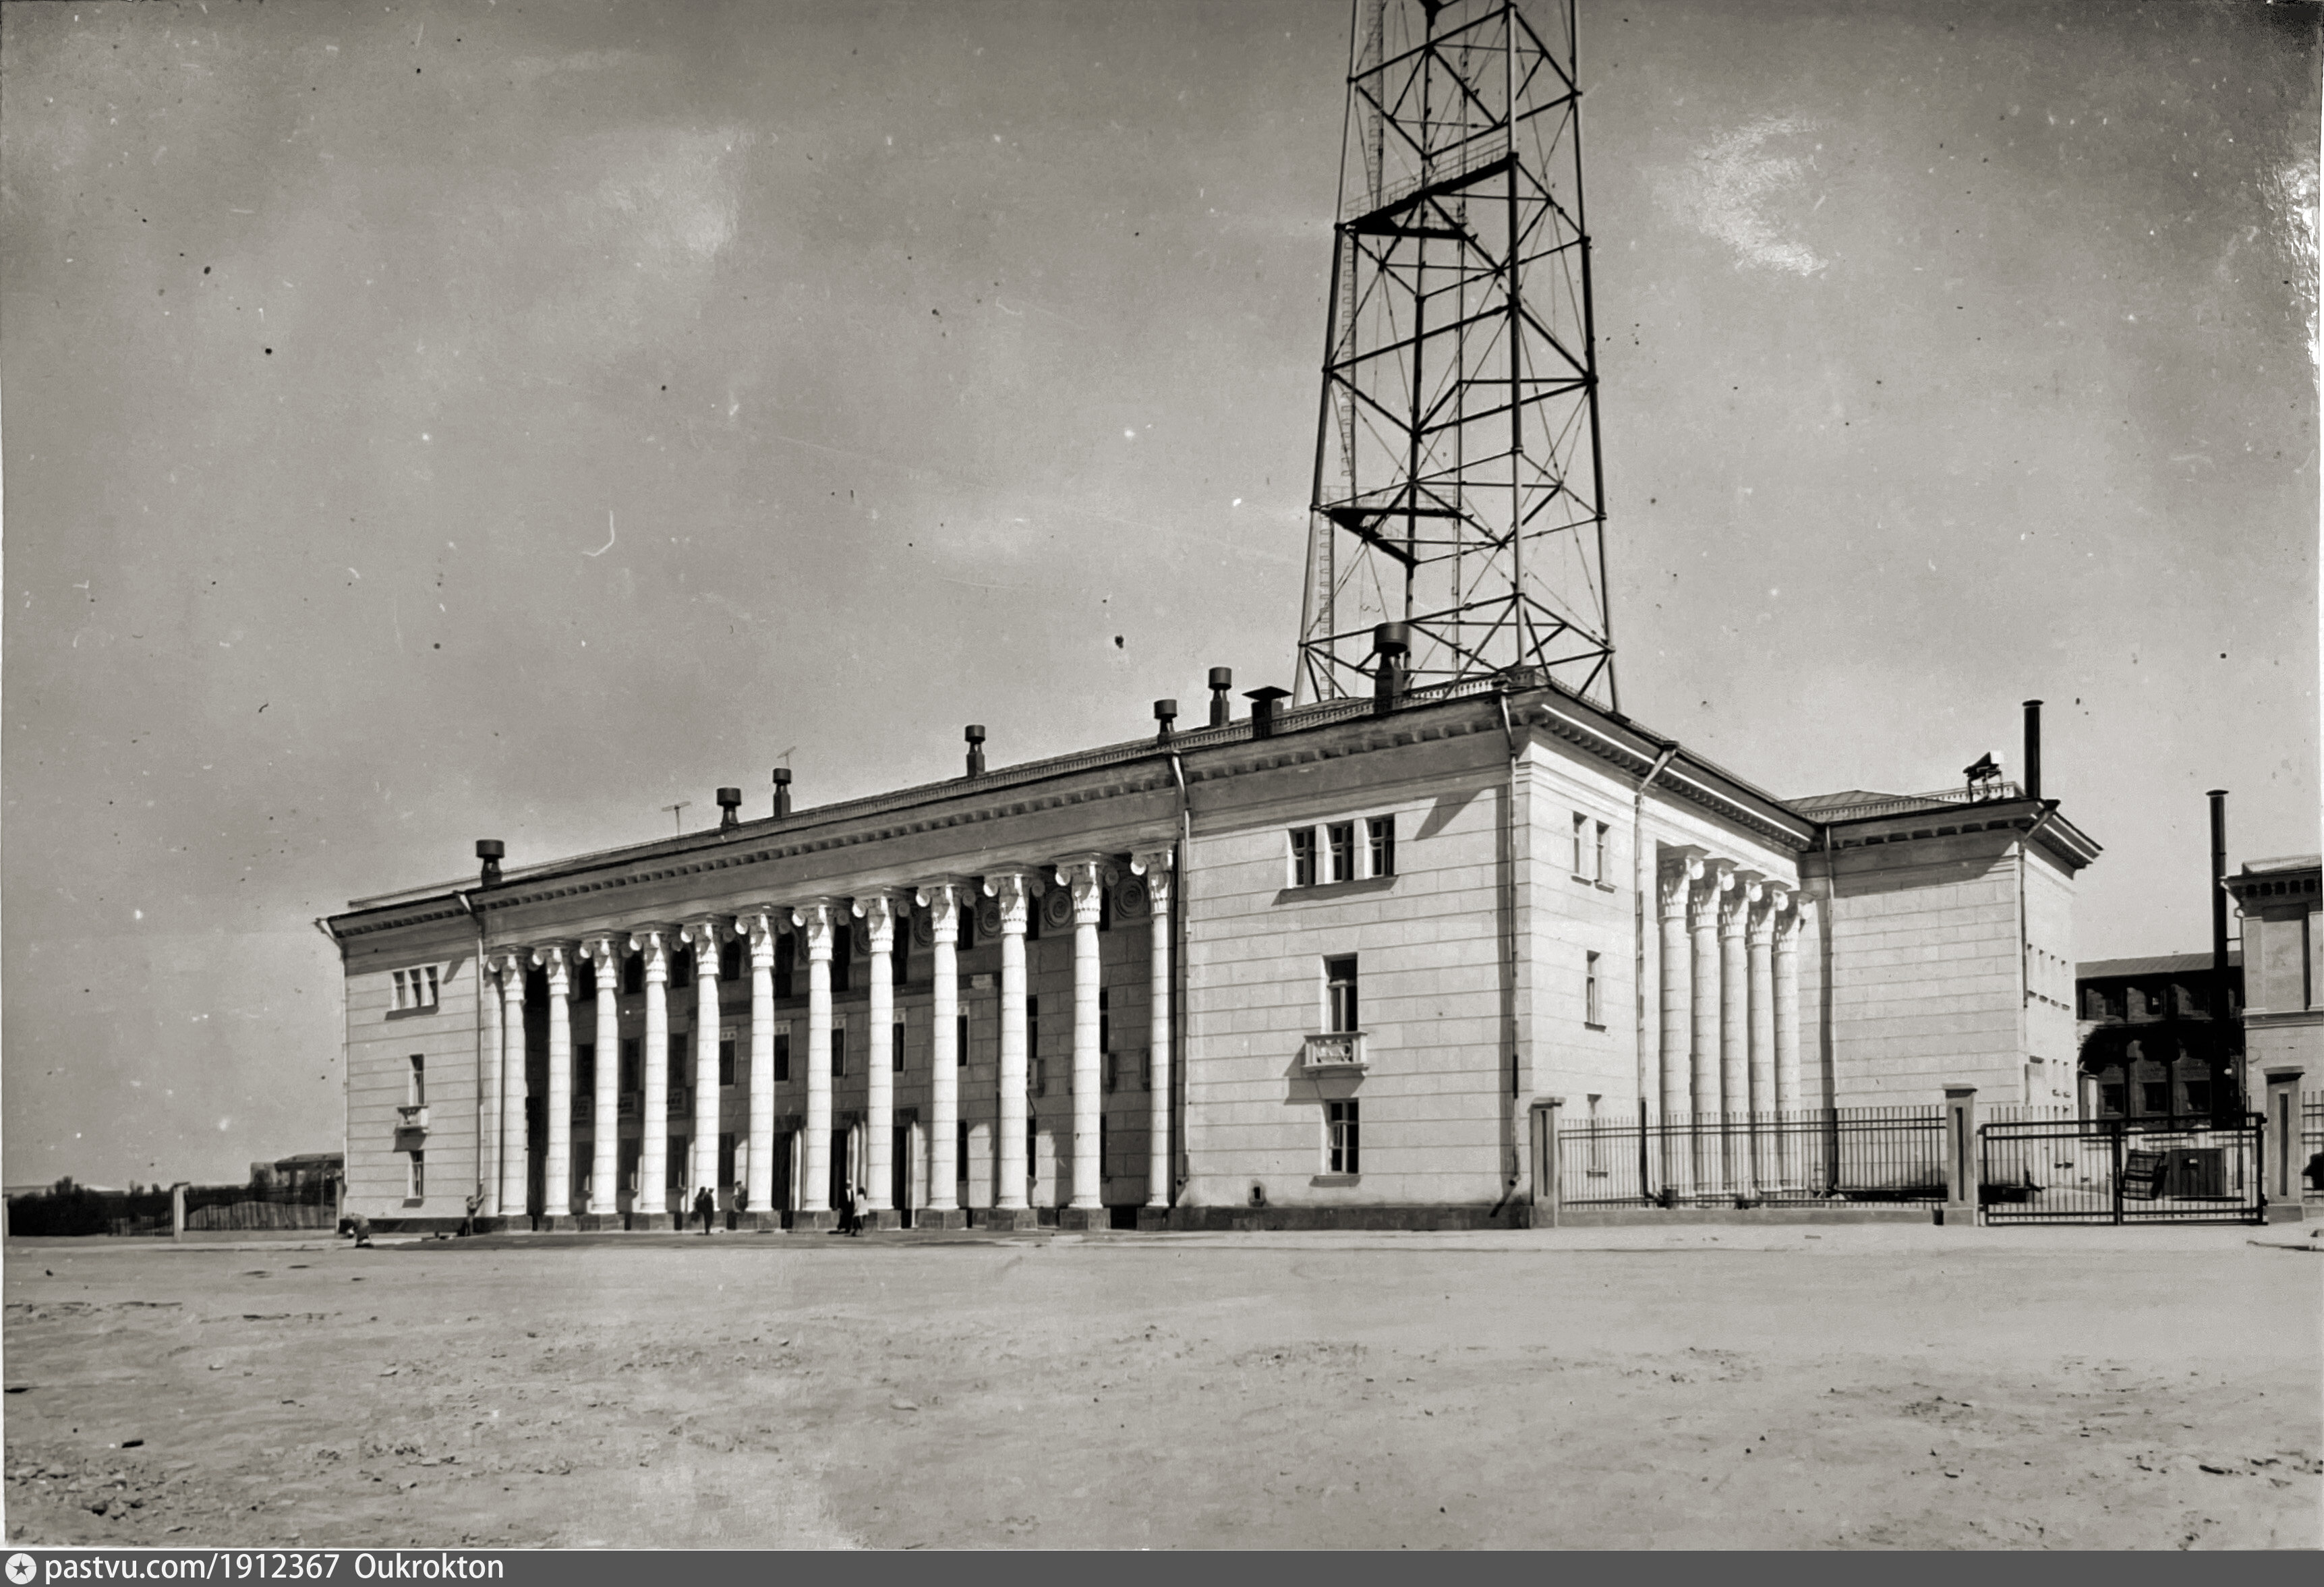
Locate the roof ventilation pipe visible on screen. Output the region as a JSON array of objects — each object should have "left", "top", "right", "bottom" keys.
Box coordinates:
[
  {"left": 475, "top": 839, "right": 504, "bottom": 888},
  {"left": 1371, "top": 623, "right": 1412, "bottom": 717},
  {"left": 772, "top": 766, "right": 792, "bottom": 818},
  {"left": 1153, "top": 699, "right": 1178, "bottom": 745},
  {"left": 1244, "top": 686, "right": 1290, "bottom": 740},
  {"left": 964, "top": 724, "right": 987, "bottom": 778},
  {"left": 716, "top": 787, "right": 742, "bottom": 832},
  {"left": 2023, "top": 699, "right": 2043, "bottom": 803},
  {"left": 1207, "top": 668, "right": 1234, "bottom": 727}
]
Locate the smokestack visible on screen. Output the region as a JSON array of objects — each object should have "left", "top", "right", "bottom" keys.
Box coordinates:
[
  {"left": 475, "top": 839, "right": 504, "bottom": 888},
  {"left": 964, "top": 724, "right": 987, "bottom": 778},
  {"left": 1153, "top": 698, "right": 1178, "bottom": 745},
  {"left": 1372, "top": 622, "right": 1411, "bottom": 716},
  {"left": 1244, "top": 685, "right": 1290, "bottom": 740},
  {"left": 716, "top": 787, "right": 742, "bottom": 832},
  {"left": 2022, "top": 699, "right": 2043, "bottom": 803},
  {"left": 772, "top": 767, "right": 792, "bottom": 818},
  {"left": 2209, "top": 787, "right": 2230, "bottom": 1031},
  {"left": 1207, "top": 667, "right": 1234, "bottom": 728}
]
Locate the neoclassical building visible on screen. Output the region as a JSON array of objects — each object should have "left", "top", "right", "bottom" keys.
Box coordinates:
[{"left": 324, "top": 671, "right": 2099, "bottom": 1231}]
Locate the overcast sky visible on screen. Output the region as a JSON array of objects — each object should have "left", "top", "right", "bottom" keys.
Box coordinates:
[{"left": 4, "top": 0, "right": 2316, "bottom": 1188}]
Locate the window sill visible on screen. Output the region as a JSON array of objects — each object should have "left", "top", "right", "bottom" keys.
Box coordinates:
[
  {"left": 1311, "top": 1174, "right": 1361, "bottom": 1188},
  {"left": 382, "top": 1004, "right": 437, "bottom": 1021},
  {"left": 1594, "top": 880, "right": 1619, "bottom": 893},
  {"left": 1584, "top": 1022, "right": 1606, "bottom": 1033},
  {"left": 401, "top": 1196, "right": 425, "bottom": 1208},
  {"left": 1273, "top": 875, "right": 1397, "bottom": 905}
]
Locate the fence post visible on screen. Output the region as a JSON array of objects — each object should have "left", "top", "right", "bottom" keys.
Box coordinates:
[
  {"left": 1942, "top": 1085, "right": 1977, "bottom": 1225},
  {"left": 1530, "top": 1097, "right": 1564, "bottom": 1229},
  {"left": 170, "top": 1182, "right": 187, "bottom": 1241},
  {"left": 2263, "top": 1067, "right": 2305, "bottom": 1221}
]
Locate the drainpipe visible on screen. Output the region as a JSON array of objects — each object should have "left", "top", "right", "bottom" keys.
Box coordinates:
[
  {"left": 2014, "top": 799, "right": 2062, "bottom": 1099},
  {"left": 1630, "top": 742, "right": 1681, "bottom": 1118},
  {"left": 457, "top": 889, "right": 484, "bottom": 1202},
  {"left": 1497, "top": 692, "right": 1523, "bottom": 1202},
  {"left": 1169, "top": 750, "right": 1192, "bottom": 1203}
]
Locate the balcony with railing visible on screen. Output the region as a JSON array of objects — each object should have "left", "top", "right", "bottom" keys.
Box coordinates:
[
  {"left": 1301, "top": 1032, "right": 1368, "bottom": 1074},
  {"left": 394, "top": 1104, "right": 429, "bottom": 1132}
]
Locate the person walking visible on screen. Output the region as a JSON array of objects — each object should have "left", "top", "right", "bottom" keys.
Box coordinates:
[
  {"left": 693, "top": 1184, "right": 715, "bottom": 1236},
  {"left": 340, "top": 1212, "right": 374, "bottom": 1248},
  {"left": 458, "top": 1190, "right": 482, "bottom": 1238},
  {"left": 836, "top": 1182, "right": 858, "bottom": 1237}
]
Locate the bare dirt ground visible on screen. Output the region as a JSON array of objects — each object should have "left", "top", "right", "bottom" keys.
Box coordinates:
[{"left": 3, "top": 1224, "right": 2318, "bottom": 1549}]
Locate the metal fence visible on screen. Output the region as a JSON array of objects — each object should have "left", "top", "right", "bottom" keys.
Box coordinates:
[
  {"left": 2304, "top": 1093, "right": 2323, "bottom": 1202},
  {"left": 1980, "top": 1113, "right": 2265, "bottom": 1224},
  {"left": 1557, "top": 1106, "right": 1947, "bottom": 1208}
]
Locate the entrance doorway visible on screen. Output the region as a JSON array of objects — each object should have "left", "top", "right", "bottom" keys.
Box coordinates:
[{"left": 892, "top": 1124, "right": 912, "bottom": 1228}]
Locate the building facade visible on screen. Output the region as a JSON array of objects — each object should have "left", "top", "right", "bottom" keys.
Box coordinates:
[
  {"left": 2224, "top": 855, "right": 2322, "bottom": 1101},
  {"left": 324, "top": 674, "right": 2099, "bottom": 1231}
]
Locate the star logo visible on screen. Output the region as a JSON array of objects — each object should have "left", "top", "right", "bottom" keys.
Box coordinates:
[{"left": 7, "top": 1552, "right": 38, "bottom": 1585}]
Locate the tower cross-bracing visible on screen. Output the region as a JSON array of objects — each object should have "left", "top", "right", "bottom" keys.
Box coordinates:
[{"left": 1296, "top": 0, "right": 1616, "bottom": 710}]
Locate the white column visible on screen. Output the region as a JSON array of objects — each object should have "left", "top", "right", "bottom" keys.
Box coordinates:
[
  {"left": 478, "top": 954, "right": 504, "bottom": 1219},
  {"left": 1774, "top": 896, "right": 1805, "bottom": 1190},
  {"left": 1133, "top": 850, "right": 1173, "bottom": 1210},
  {"left": 858, "top": 893, "right": 901, "bottom": 1214},
  {"left": 918, "top": 882, "right": 968, "bottom": 1213},
  {"left": 579, "top": 937, "right": 622, "bottom": 1217},
  {"left": 739, "top": 910, "right": 780, "bottom": 1217},
  {"left": 1720, "top": 874, "right": 1757, "bottom": 1194},
  {"left": 794, "top": 902, "right": 838, "bottom": 1214},
  {"left": 1658, "top": 855, "right": 1700, "bottom": 1197},
  {"left": 630, "top": 929, "right": 670, "bottom": 1223},
  {"left": 1747, "top": 888, "right": 1780, "bottom": 1195},
  {"left": 534, "top": 944, "right": 573, "bottom": 1221},
  {"left": 1057, "top": 857, "right": 1113, "bottom": 1212},
  {"left": 496, "top": 951, "right": 529, "bottom": 1217},
  {"left": 1689, "top": 869, "right": 1726, "bottom": 1192},
  {"left": 985, "top": 871, "right": 1035, "bottom": 1211},
  {"left": 681, "top": 921, "right": 724, "bottom": 1206}
]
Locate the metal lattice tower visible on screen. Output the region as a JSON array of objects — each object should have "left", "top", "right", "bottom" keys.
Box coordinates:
[{"left": 1296, "top": 0, "right": 1616, "bottom": 709}]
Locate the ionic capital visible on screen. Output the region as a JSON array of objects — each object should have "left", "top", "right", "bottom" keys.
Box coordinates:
[
  {"left": 1719, "top": 870, "right": 1762, "bottom": 937},
  {"left": 914, "top": 880, "right": 972, "bottom": 944},
  {"left": 981, "top": 869, "right": 1039, "bottom": 931},
  {"left": 1053, "top": 855, "right": 1117, "bottom": 925},
  {"left": 852, "top": 892, "right": 903, "bottom": 951},
  {"left": 530, "top": 942, "right": 572, "bottom": 994},
  {"left": 577, "top": 935, "right": 623, "bottom": 975},
  {"left": 627, "top": 927, "right": 672, "bottom": 982},
  {"left": 489, "top": 950, "right": 529, "bottom": 993},
  {"left": 1778, "top": 894, "right": 1813, "bottom": 947},
  {"left": 1656, "top": 846, "right": 1705, "bottom": 919},
  {"left": 1130, "top": 848, "right": 1175, "bottom": 911},
  {"left": 735, "top": 908, "right": 783, "bottom": 967},
  {"left": 790, "top": 900, "right": 840, "bottom": 959}
]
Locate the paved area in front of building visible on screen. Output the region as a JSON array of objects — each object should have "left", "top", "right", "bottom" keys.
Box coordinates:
[{"left": 4, "top": 1227, "right": 2317, "bottom": 1549}]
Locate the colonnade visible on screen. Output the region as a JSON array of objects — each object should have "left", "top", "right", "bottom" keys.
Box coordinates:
[
  {"left": 469, "top": 850, "right": 1175, "bottom": 1227},
  {"left": 1654, "top": 846, "right": 1809, "bottom": 1196}
]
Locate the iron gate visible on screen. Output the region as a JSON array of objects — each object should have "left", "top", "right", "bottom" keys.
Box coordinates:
[{"left": 1979, "top": 1114, "right": 2267, "bottom": 1224}]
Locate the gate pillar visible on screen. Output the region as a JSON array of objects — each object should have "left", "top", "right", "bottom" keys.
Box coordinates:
[
  {"left": 2263, "top": 1067, "right": 2306, "bottom": 1222},
  {"left": 1530, "top": 1097, "right": 1564, "bottom": 1230},
  {"left": 1942, "top": 1085, "right": 1978, "bottom": 1226}
]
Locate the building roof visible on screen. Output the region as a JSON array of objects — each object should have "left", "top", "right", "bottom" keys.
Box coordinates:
[
  {"left": 2077, "top": 950, "right": 2242, "bottom": 981},
  {"left": 2240, "top": 854, "right": 2321, "bottom": 876},
  {"left": 1786, "top": 782, "right": 2027, "bottom": 823}
]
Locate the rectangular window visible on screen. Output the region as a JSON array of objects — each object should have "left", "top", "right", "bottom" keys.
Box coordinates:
[
  {"left": 1099, "top": 987, "right": 1111, "bottom": 1058},
  {"left": 1325, "top": 955, "right": 1359, "bottom": 1033},
  {"left": 720, "top": 939, "right": 743, "bottom": 983},
  {"left": 1290, "top": 828, "right": 1318, "bottom": 888},
  {"left": 1585, "top": 952, "right": 1602, "bottom": 1028},
  {"left": 894, "top": 1020, "right": 906, "bottom": 1074},
  {"left": 774, "top": 1031, "right": 791, "bottom": 1083},
  {"left": 671, "top": 944, "right": 695, "bottom": 985},
  {"left": 1368, "top": 815, "right": 1396, "bottom": 877},
  {"left": 390, "top": 966, "right": 440, "bottom": 1012},
  {"left": 624, "top": 952, "right": 644, "bottom": 996},
  {"left": 575, "top": 960, "right": 598, "bottom": 1002},
  {"left": 1100, "top": 1114, "right": 1110, "bottom": 1175},
  {"left": 407, "top": 1150, "right": 425, "bottom": 1201},
  {"left": 1594, "top": 821, "right": 1610, "bottom": 885},
  {"left": 668, "top": 1140, "right": 687, "bottom": 1190},
  {"left": 957, "top": 1013, "right": 970, "bottom": 1068},
  {"left": 575, "top": 1044, "right": 595, "bottom": 1100},
  {"left": 2182, "top": 1078, "right": 2212, "bottom": 1115},
  {"left": 718, "top": 1030, "right": 736, "bottom": 1087},
  {"left": 2140, "top": 1080, "right": 2171, "bottom": 1116},
  {"left": 2099, "top": 1083, "right": 2126, "bottom": 1118},
  {"left": 1140, "top": 1047, "right": 1153, "bottom": 1091},
  {"left": 1326, "top": 1100, "right": 1360, "bottom": 1175},
  {"left": 1028, "top": 996, "right": 1041, "bottom": 1091},
  {"left": 894, "top": 921, "right": 910, "bottom": 987},
  {"left": 956, "top": 1119, "right": 970, "bottom": 1181},
  {"left": 1328, "top": 821, "right": 1356, "bottom": 883},
  {"left": 832, "top": 1027, "right": 848, "bottom": 1078},
  {"left": 832, "top": 927, "right": 852, "bottom": 993},
  {"left": 407, "top": 1054, "right": 425, "bottom": 1107},
  {"left": 668, "top": 1036, "right": 687, "bottom": 1089},
  {"left": 1572, "top": 812, "right": 1588, "bottom": 876},
  {"left": 620, "top": 1037, "right": 640, "bottom": 1094},
  {"left": 775, "top": 935, "right": 795, "bottom": 999}
]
